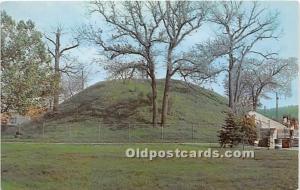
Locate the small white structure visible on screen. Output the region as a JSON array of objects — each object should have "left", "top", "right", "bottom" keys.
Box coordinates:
[
  {"left": 248, "top": 111, "right": 286, "bottom": 129},
  {"left": 6, "top": 113, "right": 31, "bottom": 126},
  {"left": 248, "top": 111, "right": 288, "bottom": 148}
]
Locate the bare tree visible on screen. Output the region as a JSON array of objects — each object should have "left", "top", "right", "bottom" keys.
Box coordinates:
[
  {"left": 157, "top": 1, "right": 209, "bottom": 126},
  {"left": 104, "top": 60, "right": 147, "bottom": 81},
  {"left": 61, "top": 66, "right": 89, "bottom": 101},
  {"left": 82, "top": 1, "right": 164, "bottom": 127},
  {"left": 177, "top": 38, "right": 228, "bottom": 85},
  {"left": 45, "top": 26, "right": 79, "bottom": 111},
  {"left": 238, "top": 57, "right": 298, "bottom": 111},
  {"left": 61, "top": 61, "right": 90, "bottom": 101},
  {"left": 209, "top": 1, "right": 279, "bottom": 112}
]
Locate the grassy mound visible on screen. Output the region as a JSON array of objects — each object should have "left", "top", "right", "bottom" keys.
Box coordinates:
[
  {"left": 52, "top": 79, "right": 228, "bottom": 125},
  {"left": 3, "top": 79, "right": 228, "bottom": 143}
]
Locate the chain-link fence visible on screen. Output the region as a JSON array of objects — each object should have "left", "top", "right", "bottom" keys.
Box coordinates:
[{"left": 1, "top": 121, "right": 220, "bottom": 144}]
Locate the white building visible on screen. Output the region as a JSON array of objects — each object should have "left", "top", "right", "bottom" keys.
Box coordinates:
[
  {"left": 248, "top": 111, "right": 298, "bottom": 148},
  {"left": 4, "top": 112, "right": 31, "bottom": 127}
]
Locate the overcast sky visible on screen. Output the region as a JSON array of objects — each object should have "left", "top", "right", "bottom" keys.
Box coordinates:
[{"left": 2, "top": 1, "right": 299, "bottom": 109}]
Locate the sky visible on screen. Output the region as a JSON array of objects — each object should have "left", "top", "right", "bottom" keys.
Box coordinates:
[{"left": 1, "top": 1, "right": 299, "bottom": 109}]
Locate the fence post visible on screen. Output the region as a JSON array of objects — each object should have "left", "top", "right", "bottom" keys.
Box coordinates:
[
  {"left": 69, "top": 125, "right": 71, "bottom": 142},
  {"left": 192, "top": 124, "right": 194, "bottom": 143},
  {"left": 42, "top": 122, "right": 45, "bottom": 138},
  {"left": 199, "top": 123, "right": 201, "bottom": 144},
  {"left": 161, "top": 125, "right": 164, "bottom": 142},
  {"left": 98, "top": 123, "right": 101, "bottom": 143},
  {"left": 65, "top": 125, "right": 67, "bottom": 142},
  {"left": 128, "top": 124, "right": 131, "bottom": 142}
]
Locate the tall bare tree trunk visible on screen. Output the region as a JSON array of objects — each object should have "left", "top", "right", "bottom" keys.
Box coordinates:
[
  {"left": 53, "top": 32, "right": 61, "bottom": 111},
  {"left": 228, "top": 50, "right": 235, "bottom": 111},
  {"left": 150, "top": 75, "right": 158, "bottom": 127},
  {"left": 228, "top": 69, "right": 233, "bottom": 109},
  {"left": 45, "top": 27, "right": 79, "bottom": 112},
  {"left": 161, "top": 51, "right": 172, "bottom": 126},
  {"left": 53, "top": 58, "right": 60, "bottom": 111},
  {"left": 148, "top": 57, "right": 158, "bottom": 127},
  {"left": 161, "top": 74, "right": 171, "bottom": 126},
  {"left": 233, "top": 64, "right": 242, "bottom": 105},
  {"left": 252, "top": 97, "right": 257, "bottom": 111}
]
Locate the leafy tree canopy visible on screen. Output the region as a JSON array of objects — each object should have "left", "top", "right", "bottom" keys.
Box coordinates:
[{"left": 1, "top": 11, "right": 54, "bottom": 115}]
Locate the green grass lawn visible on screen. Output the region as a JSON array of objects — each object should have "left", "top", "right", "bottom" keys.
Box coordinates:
[{"left": 1, "top": 143, "right": 298, "bottom": 190}]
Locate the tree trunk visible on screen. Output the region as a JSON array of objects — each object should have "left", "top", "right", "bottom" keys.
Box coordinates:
[
  {"left": 46, "top": 28, "right": 78, "bottom": 112},
  {"left": 150, "top": 75, "right": 157, "bottom": 127},
  {"left": 233, "top": 63, "right": 242, "bottom": 105},
  {"left": 228, "top": 48, "right": 235, "bottom": 112},
  {"left": 252, "top": 100, "right": 257, "bottom": 111},
  {"left": 252, "top": 94, "right": 260, "bottom": 111},
  {"left": 161, "top": 73, "right": 171, "bottom": 127},
  {"left": 53, "top": 56, "right": 60, "bottom": 111},
  {"left": 48, "top": 98, "right": 53, "bottom": 111},
  {"left": 161, "top": 50, "right": 172, "bottom": 126},
  {"left": 53, "top": 31, "right": 61, "bottom": 111},
  {"left": 228, "top": 69, "right": 233, "bottom": 109}
]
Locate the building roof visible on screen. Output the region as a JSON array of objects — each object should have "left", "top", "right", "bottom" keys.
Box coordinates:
[{"left": 248, "top": 111, "right": 286, "bottom": 129}]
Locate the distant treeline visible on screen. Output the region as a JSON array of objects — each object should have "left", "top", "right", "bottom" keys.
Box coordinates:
[{"left": 259, "top": 105, "right": 298, "bottom": 120}]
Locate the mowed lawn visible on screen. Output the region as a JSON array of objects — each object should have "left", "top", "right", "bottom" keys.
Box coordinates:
[{"left": 1, "top": 143, "right": 298, "bottom": 190}]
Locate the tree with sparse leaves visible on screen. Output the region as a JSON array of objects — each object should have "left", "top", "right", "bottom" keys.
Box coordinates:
[
  {"left": 238, "top": 57, "right": 298, "bottom": 111},
  {"left": 61, "top": 62, "right": 90, "bottom": 101},
  {"left": 83, "top": 1, "right": 164, "bottom": 127},
  {"left": 210, "top": 1, "right": 280, "bottom": 112},
  {"left": 157, "top": 1, "right": 209, "bottom": 126}
]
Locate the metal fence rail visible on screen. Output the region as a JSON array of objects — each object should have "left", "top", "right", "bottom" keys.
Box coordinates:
[{"left": 1, "top": 122, "right": 220, "bottom": 144}]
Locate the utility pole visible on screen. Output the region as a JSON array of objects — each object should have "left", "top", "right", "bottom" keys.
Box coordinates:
[{"left": 276, "top": 92, "right": 279, "bottom": 121}]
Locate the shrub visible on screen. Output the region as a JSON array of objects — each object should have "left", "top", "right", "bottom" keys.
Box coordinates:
[
  {"left": 238, "top": 115, "right": 257, "bottom": 145},
  {"left": 218, "top": 112, "right": 240, "bottom": 148}
]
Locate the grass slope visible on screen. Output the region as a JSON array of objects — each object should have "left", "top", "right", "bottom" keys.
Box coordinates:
[
  {"left": 258, "top": 105, "right": 298, "bottom": 120},
  {"left": 2, "top": 143, "right": 298, "bottom": 190},
  {"left": 2, "top": 80, "right": 228, "bottom": 143},
  {"left": 55, "top": 79, "right": 228, "bottom": 125}
]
